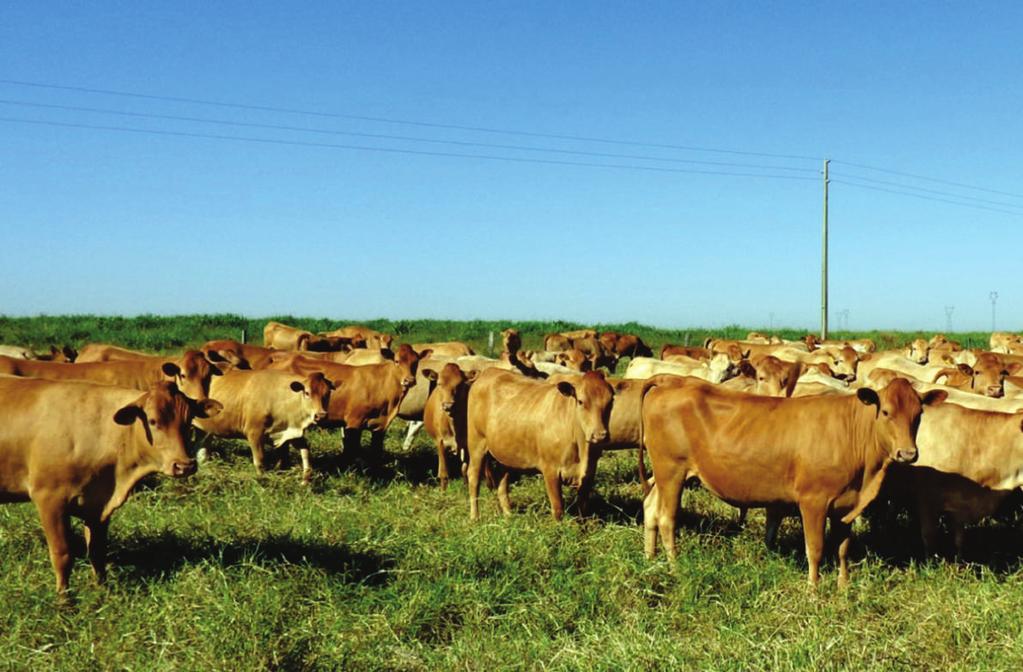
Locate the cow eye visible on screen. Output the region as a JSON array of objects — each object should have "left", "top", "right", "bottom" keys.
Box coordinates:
[
  {"left": 882, "top": 410, "right": 889, "bottom": 417},
  {"left": 149, "top": 419, "right": 157, "bottom": 426}
]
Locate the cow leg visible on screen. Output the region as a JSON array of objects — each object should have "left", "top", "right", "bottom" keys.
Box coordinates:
[
  {"left": 369, "top": 430, "right": 386, "bottom": 464},
  {"left": 764, "top": 505, "right": 784, "bottom": 549},
  {"left": 403, "top": 420, "right": 424, "bottom": 451},
  {"left": 917, "top": 501, "right": 941, "bottom": 557},
  {"left": 574, "top": 447, "right": 601, "bottom": 517},
  {"left": 435, "top": 439, "right": 450, "bottom": 490},
  {"left": 293, "top": 437, "right": 312, "bottom": 484},
  {"left": 655, "top": 471, "right": 686, "bottom": 562},
  {"left": 736, "top": 507, "right": 748, "bottom": 527},
  {"left": 84, "top": 518, "right": 110, "bottom": 585},
  {"left": 342, "top": 428, "right": 362, "bottom": 466},
  {"left": 799, "top": 500, "right": 828, "bottom": 588},
  {"left": 829, "top": 514, "right": 853, "bottom": 588},
  {"left": 496, "top": 471, "right": 513, "bottom": 516},
  {"left": 35, "top": 498, "right": 73, "bottom": 596},
  {"left": 643, "top": 483, "right": 661, "bottom": 559},
  {"left": 951, "top": 518, "right": 967, "bottom": 560},
  {"left": 467, "top": 435, "right": 486, "bottom": 521},
  {"left": 245, "top": 429, "right": 267, "bottom": 473},
  {"left": 543, "top": 470, "right": 565, "bottom": 521}
]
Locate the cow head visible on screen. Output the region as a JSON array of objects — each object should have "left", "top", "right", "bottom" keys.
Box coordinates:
[
  {"left": 970, "top": 354, "right": 1022, "bottom": 397},
  {"left": 831, "top": 346, "right": 860, "bottom": 381},
  {"left": 424, "top": 363, "right": 477, "bottom": 416},
  {"left": 856, "top": 377, "right": 946, "bottom": 464},
  {"left": 392, "top": 344, "right": 428, "bottom": 390},
  {"left": 556, "top": 348, "right": 591, "bottom": 372},
  {"left": 904, "top": 338, "right": 929, "bottom": 364},
  {"left": 501, "top": 328, "right": 522, "bottom": 354},
  {"left": 113, "top": 381, "right": 222, "bottom": 477},
  {"left": 290, "top": 371, "right": 335, "bottom": 424},
  {"left": 707, "top": 353, "right": 737, "bottom": 384},
  {"left": 555, "top": 370, "right": 614, "bottom": 444},
  {"left": 163, "top": 350, "right": 223, "bottom": 401},
  {"left": 46, "top": 345, "right": 78, "bottom": 362},
  {"left": 752, "top": 355, "right": 796, "bottom": 397}
]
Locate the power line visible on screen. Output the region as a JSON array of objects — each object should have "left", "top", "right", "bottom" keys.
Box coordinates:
[
  {"left": 0, "top": 78, "right": 823, "bottom": 162},
  {"left": 831, "top": 159, "right": 1023, "bottom": 201},
  {"left": 830, "top": 170, "right": 1023, "bottom": 211},
  {"left": 0, "top": 116, "right": 821, "bottom": 181},
  {"left": 831, "top": 178, "right": 1023, "bottom": 217},
  {"left": 0, "top": 99, "right": 819, "bottom": 173}
]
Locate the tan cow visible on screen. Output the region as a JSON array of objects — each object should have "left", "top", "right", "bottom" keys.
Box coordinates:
[
  {"left": 0, "top": 344, "right": 77, "bottom": 361},
  {"left": 640, "top": 377, "right": 945, "bottom": 586},
  {"left": 77, "top": 343, "right": 157, "bottom": 363},
  {"left": 626, "top": 354, "right": 736, "bottom": 384},
  {"left": 263, "top": 321, "right": 312, "bottom": 351},
  {"left": 193, "top": 370, "right": 333, "bottom": 481},
  {"left": 0, "top": 350, "right": 222, "bottom": 401},
  {"left": 201, "top": 339, "right": 277, "bottom": 370},
  {"left": 884, "top": 402, "right": 1023, "bottom": 556},
  {"left": 660, "top": 345, "right": 711, "bottom": 361},
  {"left": 412, "top": 341, "right": 475, "bottom": 358},
  {"left": 320, "top": 326, "right": 393, "bottom": 350},
  {"left": 422, "top": 363, "right": 477, "bottom": 489},
  {"left": 990, "top": 331, "right": 1022, "bottom": 353},
  {"left": 466, "top": 369, "right": 614, "bottom": 520},
  {"left": 501, "top": 328, "right": 522, "bottom": 355},
  {"left": 0, "top": 378, "right": 221, "bottom": 595}
]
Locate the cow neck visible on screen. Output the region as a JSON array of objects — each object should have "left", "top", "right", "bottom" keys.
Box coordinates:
[
  {"left": 380, "top": 361, "right": 411, "bottom": 429},
  {"left": 101, "top": 420, "right": 164, "bottom": 521},
  {"left": 839, "top": 398, "right": 893, "bottom": 524}
]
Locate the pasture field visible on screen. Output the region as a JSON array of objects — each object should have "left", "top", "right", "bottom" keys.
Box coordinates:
[{"left": 0, "top": 316, "right": 1021, "bottom": 671}]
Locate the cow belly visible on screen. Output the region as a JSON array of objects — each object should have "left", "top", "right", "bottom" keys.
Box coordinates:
[{"left": 692, "top": 448, "right": 796, "bottom": 507}]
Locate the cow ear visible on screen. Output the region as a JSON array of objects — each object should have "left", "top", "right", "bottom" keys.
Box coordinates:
[
  {"left": 422, "top": 368, "right": 438, "bottom": 382},
  {"left": 192, "top": 398, "right": 223, "bottom": 419},
  {"left": 162, "top": 362, "right": 181, "bottom": 377},
  {"left": 856, "top": 388, "right": 880, "bottom": 407},
  {"left": 1006, "top": 362, "right": 1023, "bottom": 375},
  {"left": 379, "top": 348, "right": 395, "bottom": 361},
  {"left": 209, "top": 363, "right": 224, "bottom": 376},
  {"left": 418, "top": 348, "right": 433, "bottom": 360},
  {"left": 957, "top": 363, "right": 974, "bottom": 376},
  {"left": 922, "top": 389, "right": 948, "bottom": 406},
  {"left": 290, "top": 381, "right": 306, "bottom": 393},
  {"left": 113, "top": 403, "right": 141, "bottom": 425},
  {"left": 50, "top": 345, "right": 60, "bottom": 356},
  {"left": 556, "top": 381, "right": 576, "bottom": 398},
  {"left": 63, "top": 346, "right": 77, "bottom": 361},
  {"left": 738, "top": 360, "right": 756, "bottom": 378},
  {"left": 859, "top": 353, "right": 873, "bottom": 362},
  {"left": 205, "top": 349, "right": 227, "bottom": 363},
  {"left": 465, "top": 369, "right": 478, "bottom": 382}
]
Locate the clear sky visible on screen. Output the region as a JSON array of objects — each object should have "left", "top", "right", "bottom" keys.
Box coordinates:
[{"left": 2, "top": 2, "right": 1021, "bottom": 331}]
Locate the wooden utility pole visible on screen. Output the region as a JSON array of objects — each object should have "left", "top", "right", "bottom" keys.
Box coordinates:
[{"left": 821, "top": 158, "right": 830, "bottom": 340}]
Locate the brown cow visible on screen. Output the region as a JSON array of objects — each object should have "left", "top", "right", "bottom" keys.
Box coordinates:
[
  {"left": 0, "top": 350, "right": 222, "bottom": 401},
  {"left": 465, "top": 369, "right": 614, "bottom": 520},
  {"left": 0, "top": 377, "right": 221, "bottom": 595},
  {"left": 640, "top": 377, "right": 945, "bottom": 586},
  {"left": 320, "top": 326, "right": 393, "bottom": 350},
  {"left": 193, "top": 370, "right": 333, "bottom": 481},
  {"left": 268, "top": 344, "right": 428, "bottom": 459},
  {"left": 263, "top": 321, "right": 312, "bottom": 351},
  {"left": 201, "top": 339, "right": 277, "bottom": 370},
  {"left": 422, "top": 363, "right": 477, "bottom": 489}
]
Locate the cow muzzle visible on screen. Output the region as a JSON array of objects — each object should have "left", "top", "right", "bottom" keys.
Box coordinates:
[
  {"left": 402, "top": 378, "right": 415, "bottom": 389},
  {"left": 441, "top": 401, "right": 454, "bottom": 413},
  {"left": 894, "top": 447, "right": 918, "bottom": 464},
  {"left": 588, "top": 429, "right": 608, "bottom": 444},
  {"left": 986, "top": 385, "right": 1004, "bottom": 398},
  {"left": 172, "top": 459, "right": 197, "bottom": 477},
  {"left": 314, "top": 411, "right": 328, "bottom": 423}
]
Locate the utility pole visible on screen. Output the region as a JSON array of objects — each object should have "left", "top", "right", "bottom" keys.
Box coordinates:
[
  {"left": 839, "top": 309, "right": 849, "bottom": 332},
  {"left": 944, "top": 306, "right": 954, "bottom": 333},
  {"left": 990, "top": 292, "right": 999, "bottom": 332},
  {"left": 769, "top": 312, "right": 775, "bottom": 331},
  {"left": 821, "top": 159, "right": 830, "bottom": 340}
]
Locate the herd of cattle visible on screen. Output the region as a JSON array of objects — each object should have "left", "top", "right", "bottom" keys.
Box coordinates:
[{"left": 2, "top": 322, "right": 1023, "bottom": 595}]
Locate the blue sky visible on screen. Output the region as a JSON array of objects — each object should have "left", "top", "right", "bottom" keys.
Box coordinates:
[{"left": 2, "top": 2, "right": 1021, "bottom": 331}]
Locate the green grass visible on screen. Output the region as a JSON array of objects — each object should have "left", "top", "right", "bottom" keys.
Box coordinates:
[{"left": 0, "top": 316, "right": 1019, "bottom": 670}]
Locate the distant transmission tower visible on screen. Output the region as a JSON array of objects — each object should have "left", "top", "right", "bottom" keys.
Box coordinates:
[
  {"left": 990, "top": 292, "right": 999, "bottom": 332},
  {"left": 944, "top": 306, "right": 954, "bottom": 333},
  {"left": 839, "top": 309, "right": 850, "bottom": 332}
]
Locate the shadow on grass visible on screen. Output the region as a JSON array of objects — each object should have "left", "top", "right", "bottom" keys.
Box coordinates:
[{"left": 108, "top": 531, "right": 395, "bottom": 586}]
